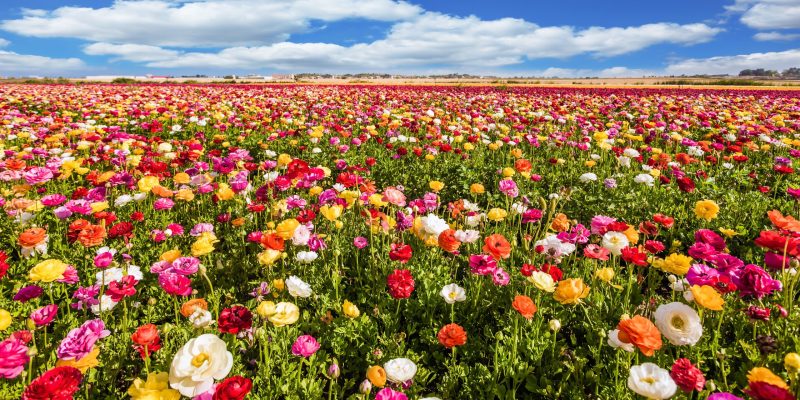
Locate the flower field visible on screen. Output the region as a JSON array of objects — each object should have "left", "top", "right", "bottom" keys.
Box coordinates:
[{"left": 1, "top": 84, "right": 800, "bottom": 399}]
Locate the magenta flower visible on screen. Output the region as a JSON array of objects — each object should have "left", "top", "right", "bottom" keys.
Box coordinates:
[
  {"left": 734, "top": 264, "right": 782, "bottom": 298},
  {"left": 354, "top": 236, "right": 368, "bottom": 249},
  {"left": 57, "top": 319, "right": 110, "bottom": 360},
  {"left": 0, "top": 338, "right": 29, "bottom": 378},
  {"left": 158, "top": 272, "right": 192, "bottom": 296},
  {"left": 375, "top": 387, "right": 408, "bottom": 400},
  {"left": 94, "top": 252, "right": 114, "bottom": 269},
  {"left": 291, "top": 335, "right": 320, "bottom": 358},
  {"left": 153, "top": 198, "right": 175, "bottom": 211},
  {"left": 31, "top": 304, "right": 58, "bottom": 326},
  {"left": 14, "top": 285, "right": 43, "bottom": 303},
  {"left": 171, "top": 257, "right": 200, "bottom": 275},
  {"left": 468, "top": 254, "right": 497, "bottom": 276}
]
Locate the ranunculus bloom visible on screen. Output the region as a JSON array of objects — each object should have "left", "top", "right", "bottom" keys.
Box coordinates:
[
  {"left": 482, "top": 234, "right": 511, "bottom": 260},
  {"left": 384, "top": 358, "right": 417, "bottom": 383},
  {"left": 387, "top": 269, "right": 415, "bottom": 299},
  {"left": 375, "top": 387, "right": 408, "bottom": 400},
  {"left": 218, "top": 306, "right": 253, "bottom": 335},
  {"left": 169, "top": 334, "right": 233, "bottom": 397},
  {"left": 553, "top": 278, "right": 590, "bottom": 305},
  {"left": 437, "top": 229, "right": 461, "bottom": 253},
  {"left": 617, "top": 316, "right": 663, "bottom": 356},
  {"left": 291, "top": 335, "right": 320, "bottom": 358},
  {"left": 22, "top": 366, "right": 83, "bottom": 400},
  {"left": 159, "top": 273, "right": 192, "bottom": 296},
  {"left": 0, "top": 338, "right": 29, "bottom": 378},
  {"left": 437, "top": 323, "right": 467, "bottom": 348},
  {"left": 670, "top": 358, "right": 705, "bottom": 392},
  {"left": 30, "top": 304, "right": 58, "bottom": 326},
  {"left": 388, "top": 243, "right": 413, "bottom": 263},
  {"left": 511, "top": 295, "right": 537, "bottom": 320},
  {"left": 131, "top": 324, "right": 162, "bottom": 358},
  {"left": 213, "top": 376, "right": 252, "bottom": 400},
  {"left": 58, "top": 319, "right": 111, "bottom": 361}
]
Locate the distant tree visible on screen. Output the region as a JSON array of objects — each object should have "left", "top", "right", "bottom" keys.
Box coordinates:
[
  {"left": 739, "top": 68, "right": 778, "bottom": 77},
  {"left": 782, "top": 67, "right": 800, "bottom": 77}
]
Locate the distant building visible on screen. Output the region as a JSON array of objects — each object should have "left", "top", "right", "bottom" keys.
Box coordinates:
[{"left": 270, "top": 74, "right": 295, "bottom": 81}]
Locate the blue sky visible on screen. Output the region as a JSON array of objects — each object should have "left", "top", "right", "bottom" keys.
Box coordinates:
[{"left": 0, "top": 0, "right": 798, "bottom": 77}]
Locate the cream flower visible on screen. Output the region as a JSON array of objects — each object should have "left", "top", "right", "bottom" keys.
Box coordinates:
[
  {"left": 285, "top": 275, "right": 313, "bottom": 298},
  {"left": 607, "top": 329, "right": 635, "bottom": 352},
  {"left": 527, "top": 271, "right": 556, "bottom": 293},
  {"left": 384, "top": 358, "right": 417, "bottom": 383},
  {"left": 268, "top": 302, "right": 300, "bottom": 327},
  {"left": 653, "top": 302, "right": 703, "bottom": 346},
  {"left": 440, "top": 283, "right": 466, "bottom": 304},
  {"left": 169, "top": 334, "right": 233, "bottom": 397},
  {"left": 627, "top": 363, "right": 677, "bottom": 400},
  {"left": 601, "top": 231, "right": 629, "bottom": 256}
]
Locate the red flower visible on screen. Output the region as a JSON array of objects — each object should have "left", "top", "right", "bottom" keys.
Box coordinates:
[
  {"left": 213, "top": 376, "right": 253, "bottom": 400},
  {"left": 218, "top": 306, "right": 253, "bottom": 335},
  {"left": 130, "top": 211, "right": 145, "bottom": 222},
  {"left": 676, "top": 176, "right": 696, "bottom": 193},
  {"left": 106, "top": 275, "right": 138, "bottom": 302},
  {"left": 670, "top": 358, "right": 705, "bottom": 392},
  {"left": 540, "top": 264, "right": 563, "bottom": 281},
  {"left": 745, "top": 381, "right": 795, "bottom": 400},
  {"left": 108, "top": 222, "right": 134, "bottom": 239},
  {"left": 482, "top": 234, "right": 511, "bottom": 260},
  {"left": 644, "top": 240, "right": 666, "bottom": 254},
  {"left": 387, "top": 269, "right": 415, "bottom": 299},
  {"left": 437, "top": 323, "right": 467, "bottom": 348},
  {"left": 131, "top": 324, "right": 161, "bottom": 359},
  {"left": 22, "top": 366, "right": 82, "bottom": 400},
  {"left": 754, "top": 231, "right": 800, "bottom": 256},
  {"left": 621, "top": 247, "right": 648, "bottom": 266},
  {"left": 389, "top": 243, "right": 413, "bottom": 263},
  {"left": 0, "top": 250, "right": 8, "bottom": 280},
  {"left": 652, "top": 214, "right": 674, "bottom": 229}
]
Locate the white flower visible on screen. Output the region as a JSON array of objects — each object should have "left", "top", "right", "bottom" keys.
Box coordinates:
[
  {"left": 579, "top": 173, "right": 597, "bottom": 183},
  {"left": 627, "top": 363, "right": 677, "bottom": 400},
  {"left": 384, "top": 358, "right": 417, "bottom": 383},
  {"left": 527, "top": 271, "right": 556, "bottom": 293},
  {"left": 189, "top": 309, "right": 214, "bottom": 328},
  {"left": 687, "top": 146, "right": 704, "bottom": 157},
  {"left": 91, "top": 295, "right": 118, "bottom": 315},
  {"left": 634, "top": 173, "right": 655, "bottom": 187},
  {"left": 623, "top": 148, "right": 640, "bottom": 158},
  {"left": 295, "top": 251, "right": 318, "bottom": 264},
  {"left": 654, "top": 302, "right": 703, "bottom": 346},
  {"left": 464, "top": 214, "right": 484, "bottom": 227},
  {"left": 419, "top": 214, "right": 449, "bottom": 237},
  {"left": 617, "top": 155, "right": 632, "bottom": 168},
  {"left": 285, "top": 275, "right": 313, "bottom": 298},
  {"left": 291, "top": 225, "right": 311, "bottom": 246},
  {"left": 601, "top": 231, "right": 630, "bottom": 256},
  {"left": 722, "top": 162, "right": 733, "bottom": 169},
  {"left": 169, "top": 334, "right": 233, "bottom": 397},
  {"left": 133, "top": 192, "right": 147, "bottom": 202},
  {"left": 534, "top": 234, "right": 576, "bottom": 260},
  {"left": 454, "top": 229, "right": 480, "bottom": 243},
  {"left": 114, "top": 195, "right": 134, "bottom": 208},
  {"left": 440, "top": 283, "right": 466, "bottom": 304},
  {"left": 607, "top": 329, "right": 635, "bottom": 352},
  {"left": 95, "top": 265, "right": 143, "bottom": 286}
]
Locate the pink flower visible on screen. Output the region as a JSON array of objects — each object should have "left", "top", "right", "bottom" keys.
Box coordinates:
[
  {"left": 354, "top": 237, "right": 368, "bottom": 249},
  {"left": 468, "top": 254, "right": 497, "bottom": 276},
  {"left": 0, "top": 338, "right": 29, "bottom": 378},
  {"left": 31, "top": 304, "right": 58, "bottom": 326},
  {"left": 492, "top": 268, "right": 510, "bottom": 286},
  {"left": 153, "top": 198, "right": 175, "bottom": 211},
  {"left": 94, "top": 252, "right": 114, "bottom": 269},
  {"left": 734, "top": 264, "right": 782, "bottom": 298},
  {"left": 291, "top": 335, "right": 320, "bottom": 358},
  {"left": 23, "top": 167, "right": 54, "bottom": 185},
  {"left": 498, "top": 179, "right": 518, "bottom": 198},
  {"left": 158, "top": 272, "right": 192, "bottom": 296},
  {"left": 590, "top": 215, "right": 616, "bottom": 235},
  {"left": 171, "top": 257, "right": 200, "bottom": 275},
  {"left": 375, "top": 387, "right": 408, "bottom": 400},
  {"left": 57, "top": 319, "right": 110, "bottom": 360}
]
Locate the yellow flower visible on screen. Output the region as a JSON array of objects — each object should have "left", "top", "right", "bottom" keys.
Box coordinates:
[
  {"left": 258, "top": 249, "right": 282, "bottom": 266},
  {"left": 56, "top": 347, "right": 100, "bottom": 374},
  {"left": 137, "top": 176, "right": 160, "bottom": 193},
  {"left": 0, "top": 309, "right": 11, "bottom": 331},
  {"left": 127, "top": 371, "right": 181, "bottom": 400},
  {"left": 90, "top": 201, "right": 110, "bottom": 213},
  {"left": 553, "top": 278, "right": 590, "bottom": 305},
  {"left": 190, "top": 232, "right": 218, "bottom": 257},
  {"left": 160, "top": 249, "right": 182, "bottom": 263},
  {"left": 623, "top": 226, "right": 639, "bottom": 244},
  {"left": 747, "top": 367, "right": 789, "bottom": 389},
  {"left": 342, "top": 300, "right": 360, "bottom": 318},
  {"left": 694, "top": 200, "right": 720, "bottom": 221},
  {"left": 256, "top": 301, "right": 276, "bottom": 319},
  {"left": 366, "top": 366, "right": 387, "bottom": 388},
  {"left": 429, "top": 181, "right": 445, "bottom": 192},
  {"left": 368, "top": 193, "right": 388, "bottom": 208},
  {"left": 173, "top": 172, "right": 191, "bottom": 185},
  {"left": 29, "top": 259, "right": 68, "bottom": 283},
  {"left": 690, "top": 285, "right": 724, "bottom": 311},
  {"left": 277, "top": 153, "right": 292, "bottom": 167},
  {"left": 272, "top": 279, "right": 285, "bottom": 292},
  {"left": 174, "top": 188, "right": 195, "bottom": 202},
  {"left": 719, "top": 227, "right": 737, "bottom": 238},
  {"left": 268, "top": 302, "right": 300, "bottom": 327},
  {"left": 502, "top": 167, "right": 515, "bottom": 177},
  {"left": 527, "top": 271, "right": 556, "bottom": 293},
  {"left": 487, "top": 208, "right": 508, "bottom": 222},
  {"left": 595, "top": 267, "right": 615, "bottom": 283},
  {"left": 658, "top": 253, "right": 693, "bottom": 275},
  {"left": 469, "top": 183, "right": 485, "bottom": 194},
  {"left": 216, "top": 183, "right": 235, "bottom": 201},
  {"left": 785, "top": 353, "right": 800, "bottom": 375},
  {"left": 320, "top": 205, "right": 343, "bottom": 222},
  {"left": 309, "top": 186, "right": 323, "bottom": 196},
  {"left": 276, "top": 218, "right": 300, "bottom": 239}
]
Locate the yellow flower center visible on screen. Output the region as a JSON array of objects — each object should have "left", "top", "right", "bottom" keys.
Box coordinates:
[
  {"left": 448, "top": 292, "right": 457, "bottom": 300},
  {"left": 640, "top": 376, "right": 656, "bottom": 384},
  {"left": 671, "top": 315, "right": 685, "bottom": 330},
  {"left": 191, "top": 353, "right": 210, "bottom": 368}
]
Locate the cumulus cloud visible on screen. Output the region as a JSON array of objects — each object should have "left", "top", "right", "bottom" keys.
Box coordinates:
[
  {"left": 115, "top": 13, "right": 721, "bottom": 71},
  {"left": 0, "top": 38, "right": 9, "bottom": 47},
  {"left": 727, "top": 0, "right": 800, "bottom": 29},
  {"left": 1, "top": 0, "right": 423, "bottom": 47},
  {"left": 0, "top": 50, "right": 85, "bottom": 75},
  {"left": 753, "top": 31, "right": 800, "bottom": 41},
  {"left": 84, "top": 42, "right": 179, "bottom": 62},
  {"left": 664, "top": 48, "right": 800, "bottom": 75}
]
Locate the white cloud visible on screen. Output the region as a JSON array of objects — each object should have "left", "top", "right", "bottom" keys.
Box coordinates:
[
  {"left": 132, "top": 13, "right": 720, "bottom": 71},
  {"left": 754, "top": 31, "right": 800, "bottom": 41},
  {"left": 0, "top": 38, "right": 9, "bottom": 47},
  {"left": 84, "top": 42, "right": 179, "bottom": 62},
  {"left": 519, "top": 67, "right": 656, "bottom": 78},
  {"left": 1, "top": 0, "right": 423, "bottom": 47},
  {"left": 664, "top": 48, "right": 800, "bottom": 75},
  {"left": 728, "top": 0, "right": 800, "bottom": 29},
  {"left": 0, "top": 50, "right": 85, "bottom": 75}
]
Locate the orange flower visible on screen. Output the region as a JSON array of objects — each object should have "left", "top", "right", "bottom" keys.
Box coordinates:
[
  {"left": 77, "top": 224, "right": 106, "bottom": 247},
  {"left": 768, "top": 210, "right": 800, "bottom": 233},
  {"left": 514, "top": 159, "right": 532, "bottom": 173},
  {"left": 483, "top": 234, "right": 511, "bottom": 260},
  {"left": 260, "top": 233, "right": 285, "bottom": 251},
  {"left": 18, "top": 227, "right": 47, "bottom": 248},
  {"left": 511, "top": 295, "right": 537, "bottom": 320},
  {"left": 551, "top": 213, "right": 570, "bottom": 232},
  {"left": 437, "top": 229, "right": 461, "bottom": 253},
  {"left": 553, "top": 278, "right": 590, "bottom": 304},
  {"left": 437, "top": 323, "right": 467, "bottom": 348},
  {"left": 151, "top": 185, "right": 174, "bottom": 198},
  {"left": 180, "top": 298, "right": 208, "bottom": 317},
  {"left": 617, "top": 316, "right": 663, "bottom": 356},
  {"left": 231, "top": 217, "right": 246, "bottom": 227}
]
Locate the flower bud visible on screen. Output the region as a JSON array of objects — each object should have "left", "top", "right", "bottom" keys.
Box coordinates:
[
  {"left": 548, "top": 319, "right": 561, "bottom": 332},
  {"left": 359, "top": 379, "right": 372, "bottom": 394}
]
